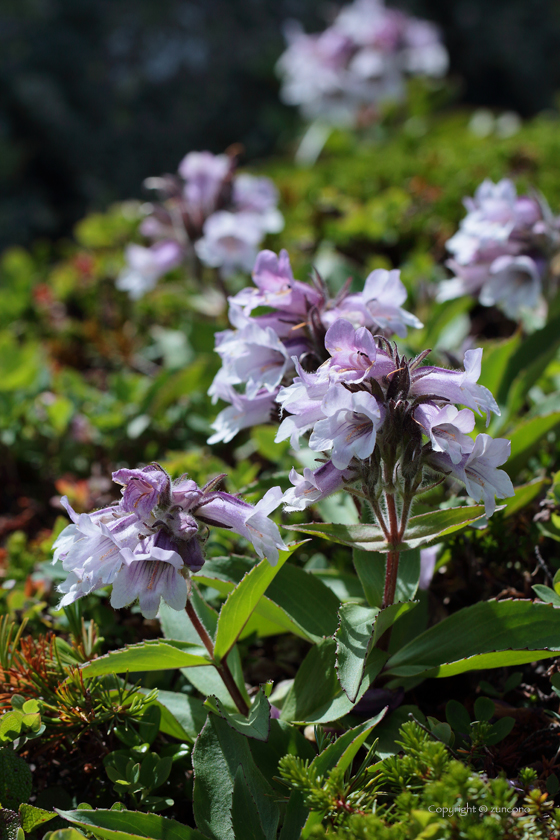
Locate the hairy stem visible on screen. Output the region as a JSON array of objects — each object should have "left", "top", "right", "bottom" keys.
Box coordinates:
[{"left": 186, "top": 598, "right": 249, "bottom": 717}]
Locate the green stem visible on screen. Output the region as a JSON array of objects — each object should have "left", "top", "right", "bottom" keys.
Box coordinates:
[
  {"left": 382, "top": 492, "right": 400, "bottom": 609},
  {"left": 186, "top": 598, "right": 249, "bottom": 717}
]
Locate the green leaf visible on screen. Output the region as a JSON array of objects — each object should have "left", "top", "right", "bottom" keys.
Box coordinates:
[
  {"left": 486, "top": 717, "right": 515, "bottom": 746},
  {"left": 57, "top": 809, "right": 206, "bottom": 840},
  {"left": 181, "top": 644, "right": 249, "bottom": 712},
  {"left": 146, "top": 690, "right": 206, "bottom": 743},
  {"left": 286, "top": 505, "right": 488, "bottom": 551},
  {"left": 231, "top": 767, "right": 268, "bottom": 840},
  {"left": 138, "top": 706, "right": 160, "bottom": 747},
  {"left": 311, "top": 711, "right": 387, "bottom": 777},
  {"left": 44, "top": 830, "right": 87, "bottom": 840},
  {"left": 248, "top": 720, "right": 315, "bottom": 795},
  {"left": 353, "top": 549, "right": 420, "bottom": 607},
  {"left": 18, "top": 804, "right": 56, "bottom": 833},
  {"left": 280, "top": 639, "right": 388, "bottom": 724},
  {"left": 532, "top": 585, "right": 560, "bottom": 606},
  {"left": 473, "top": 697, "right": 495, "bottom": 722},
  {"left": 278, "top": 792, "right": 308, "bottom": 840},
  {"left": 385, "top": 600, "right": 560, "bottom": 678},
  {"left": 498, "top": 311, "right": 560, "bottom": 415},
  {"left": 79, "top": 640, "right": 211, "bottom": 677},
  {"left": 213, "top": 546, "right": 298, "bottom": 662},
  {"left": 477, "top": 334, "right": 521, "bottom": 397},
  {"left": 208, "top": 688, "right": 271, "bottom": 742},
  {"left": 192, "top": 714, "right": 279, "bottom": 840},
  {"left": 335, "top": 604, "right": 379, "bottom": 702},
  {"left": 445, "top": 700, "right": 471, "bottom": 735},
  {"left": 501, "top": 478, "right": 549, "bottom": 518},
  {"left": 335, "top": 603, "right": 416, "bottom": 702},
  {"left": 196, "top": 557, "right": 339, "bottom": 643},
  {"left": 504, "top": 413, "right": 560, "bottom": 477}
]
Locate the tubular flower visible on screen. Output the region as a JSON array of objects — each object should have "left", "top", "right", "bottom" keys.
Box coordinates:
[
  {"left": 438, "top": 178, "right": 560, "bottom": 319},
  {"left": 53, "top": 465, "right": 287, "bottom": 618},
  {"left": 116, "top": 150, "right": 283, "bottom": 298},
  {"left": 277, "top": 320, "right": 512, "bottom": 517},
  {"left": 208, "top": 249, "right": 421, "bottom": 444},
  {"left": 277, "top": 0, "right": 447, "bottom": 126}
]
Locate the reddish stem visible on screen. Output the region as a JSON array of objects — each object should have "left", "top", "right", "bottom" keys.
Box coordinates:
[{"left": 186, "top": 599, "right": 249, "bottom": 717}]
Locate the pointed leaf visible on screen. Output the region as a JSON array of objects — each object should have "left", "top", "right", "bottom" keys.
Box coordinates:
[
  {"left": 192, "top": 714, "right": 279, "bottom": 840},
  {"left": 386, "top": 600, "right": 560, "bottom": 678},
  {"left": 311, "top": 710, "right": 387, "bottom": 777},
  {"left": 80, "top": 640, "right": 210, "bottom": 677},
  {"left": 231, "top": 767, "right": 268, "bottom": 840},
  {"left": 208, "top": 688, "right": 271, "bottom": 741},
  {"left": 57, "top": 809, "right": 206, "bottom": 840},
  {"left": 280, "top": 639, "right": 388, "bottom": 724},
  {"left": 286, "top": 506, "right": 488, "bottom": 551},
  {"left": 335, "top": 604, "right": 379, "bottom": 702},
  {"left": 18, "top": 804, "right": 56, "bottom": 833},
  {"left": 214, "top": 545, "right": 301, "bottom": 661},
  {"left": 505, "top": 413, "right": 560, "bottom": 477}
]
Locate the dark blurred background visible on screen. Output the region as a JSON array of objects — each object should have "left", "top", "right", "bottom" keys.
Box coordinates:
[{"left": 1, "top": 0, "right": 559, "bottom": 252}]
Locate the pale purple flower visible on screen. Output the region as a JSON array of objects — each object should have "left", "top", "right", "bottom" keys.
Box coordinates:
[
  {"left": 232, "top": 175, "right": 284, "bottom": 234},
  {"left": 410, "top": 348, "right": 500, "bottom": 425},
  {"left": 419, "top": 545, "right": 438, "bottom": 590},
  {"left": 53, "top": 466, "right": 287, "bottom": 615},
  {"left": 196, "top": 487, "right": 288, "bottom": 565},
  {"left": 430, "top": 434, "right": 514, "bottom": 517},
  {"left": 208, "top": 386, "right": 278, "bottom": 445},
  {"left": 117, "top": 241, "right": 183, "bottom": 299},
  {"left": 178, "top": 151, "right": 231, "bottom": 219},
  {"left": 309, "top": 384, "right": 383, "bottom": 470},
  {"left": 440, "top": 178, "right": 560, "bottom": 318},
  {"left": 283, "top": 461, "right": 353, "bottom": 511},
  {"left": 195, "top": 211, "right": 263, "bottom": 276},
  {"left": 479, "top": 255, "right": 541, "bottom": 318},
  {"left": 414, "top": 404, "right": 475, "bottom": 465},
  {"left": 277, "top": 0, "right": 448, "bottom": 126}
]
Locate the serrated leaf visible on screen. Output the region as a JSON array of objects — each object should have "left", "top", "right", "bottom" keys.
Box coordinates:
[
  {"left": 335, "top": 602, "right": 416, "bottom": 702},
  {"left": 79, "top": 640, "right": 211, "bottom": 677},
  {"left": 18, "top": 804, "right": 56, "bottom": 832},
  {"left": 280, "top": 639, "right": 388, "bottom": 724},
  {"left": 208, "top": 688, "right": 270, "bottom": 742},
  {"left": 385, "top": 600, "right": 560, "bottom": 678},
  {"left": 57, "top": 809, "right": 206, "bottom": 840},
  {"left": 192, "top": 714, "right": 279, "bottom": 840},
  {"left": 286, "top": 505, "right": 488, "bottom": 551},
  {"left": 231, "top": 767, "right": 268, "bottom": 840}
]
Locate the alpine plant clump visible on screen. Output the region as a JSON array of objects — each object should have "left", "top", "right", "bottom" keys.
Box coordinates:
[
  {"left": 438, "top": 178, "right": 560, "bottom": 319},
  {"left": 117, "top": 150, "right": 283, "bottom": 299},
  {"left": 278, "top": 319, "right": 514, "bottom": 522},
  {"left": 277, "top": 0, "right": 448, "bottom": 126},
  {"left": 208, "top": 248, "right": 422, "bottom": 444},
  {"left": 53, "top": 465, "right": 287, "bottom": 618}
]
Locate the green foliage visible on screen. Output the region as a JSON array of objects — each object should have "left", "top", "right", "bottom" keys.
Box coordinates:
[
  {"left": 0, "top": 748, "right": 32, "bottom": 810},
  {"left": 280, "top": 722, "right": 560, "bottom": 837}
]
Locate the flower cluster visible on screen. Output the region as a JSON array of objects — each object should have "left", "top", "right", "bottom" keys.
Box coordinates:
[
  {"left": 117, "top": 151, "right": 284, "bottom": 299},
  {"left": 53, "top": 464, "right": 286, "bottom": 618},
  {"left": 438, "top": 178, "right": 560, "bottom": 319},
  {"left": 277, "top": 0, "right": 448, "bottom": 126},
  {"left": 278, "top": 319, "right": 514, "bottom": 517},
  {"left": 208, "top": 249, "right": 422, "bottom": 444}
]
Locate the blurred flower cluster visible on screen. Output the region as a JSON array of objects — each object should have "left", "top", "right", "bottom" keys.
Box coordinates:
[
  {"left": 117, "top": 151, "right": 284, "bottom": 298},
  {"left": 278, "top": 320, "right": 513, "bottom": 517},
  {"left": 208, "top": 249, "right": 421, "bottom": 444},
  {"left": 277, "top": 0, "right": 448, "bottom": 126},
  {"left": 53, "top": 464, "right": 286, "bottom": 618},
  {"left": 439, "top": 178, "right": 560, "bottom": 319}
]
